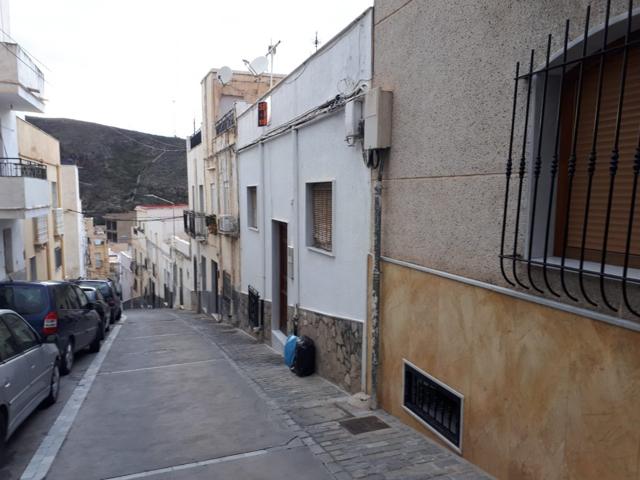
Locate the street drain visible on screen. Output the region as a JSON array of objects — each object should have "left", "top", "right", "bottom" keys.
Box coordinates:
[{"left": 339, "top": 415, "right": 390, "bottom": 435}]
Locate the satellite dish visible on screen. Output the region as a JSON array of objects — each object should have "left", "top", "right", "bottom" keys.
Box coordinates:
[
  {"left": 217, "top": 66, "right": 232, "bottom": 85},
  {"left": 249, "top": 56, "right": 268, "bottom": 76}
]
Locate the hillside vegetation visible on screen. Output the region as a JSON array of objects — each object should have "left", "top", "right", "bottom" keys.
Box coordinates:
[{"left": 26, "top": 117, "right": 188, "bottom": 218}]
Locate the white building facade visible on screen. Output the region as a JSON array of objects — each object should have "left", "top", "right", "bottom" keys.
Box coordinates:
[
  {"left": 237, "top": 9, "right": 373, "bottom": 393},
  {"left": 0, "top": 0, "right": 47, "bottom": 281}
]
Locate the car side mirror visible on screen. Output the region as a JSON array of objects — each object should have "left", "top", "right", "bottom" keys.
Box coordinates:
[{"left": 44, "top": 334, "right": 57, "bottom": 344}]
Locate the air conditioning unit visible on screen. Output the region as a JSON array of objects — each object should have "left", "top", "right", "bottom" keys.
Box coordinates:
[{"left": 217, "top": 215, "right": 238, "bottom": 236}]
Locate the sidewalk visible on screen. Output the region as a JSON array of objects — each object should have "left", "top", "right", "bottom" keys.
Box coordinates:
[{"left": 181, "top": 311, "right": 491, "bottom": 480}]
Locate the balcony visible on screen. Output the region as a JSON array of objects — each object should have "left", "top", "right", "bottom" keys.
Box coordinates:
[
  {"left": 183, "top": 210, "right": 207, "bottom": 240},
  {"left": 0, "top": 43, "right": 45, "bottom": 113},
  {"left": 0, "top": 157, "right": 50, "bottom": 219}
]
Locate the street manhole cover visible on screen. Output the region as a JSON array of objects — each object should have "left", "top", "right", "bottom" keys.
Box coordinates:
[{"left": 339, "top": 416, "right": 390, "bottom": 435}]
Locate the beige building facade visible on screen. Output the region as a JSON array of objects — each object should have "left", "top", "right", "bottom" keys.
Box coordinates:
[
  {"left": 185, "top": 70, "right": 275, "bottom": 319},
  {"left": 17, "top": 119, "right": 65, "bottom": 281},
  {"left": 371, "top": 1, "right": 640, "bottom": 479},
  {"left": 85, "top": 217, "right": 109, "bottom": 279}
]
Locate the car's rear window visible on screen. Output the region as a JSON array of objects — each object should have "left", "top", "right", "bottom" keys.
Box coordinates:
[
  {"left": 79, "top": 282, "right": 111, "bottom": 298},
  {"left": 0, "top": 285, "right": 48, "bottom": 315},
  {"left": 82, "top": 289, "right": 97, "bottom": 302}
]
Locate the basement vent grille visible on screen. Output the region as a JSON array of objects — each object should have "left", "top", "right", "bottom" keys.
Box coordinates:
[{"left": 403, "top": 361, "right": 463, "bottom": 450}]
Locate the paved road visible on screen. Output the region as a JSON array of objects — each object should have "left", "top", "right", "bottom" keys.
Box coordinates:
[
  {"left": 15, "top": 309, "right": 333, "bottom": 480},
  {"left": 5, "top": 309, "right": 490, "bottom": 480}
]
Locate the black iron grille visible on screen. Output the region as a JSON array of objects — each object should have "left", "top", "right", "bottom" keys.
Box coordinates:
[
  {"left": 404, "top": 363, "right": 461, "bottom": 448},
  {"left": 500, "top": 0, "right": 640, "bottom": 317}
]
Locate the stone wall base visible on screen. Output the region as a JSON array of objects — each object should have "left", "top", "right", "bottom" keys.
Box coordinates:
[{"left": 236, "top": 291, "right": 362, "bottom": 393}]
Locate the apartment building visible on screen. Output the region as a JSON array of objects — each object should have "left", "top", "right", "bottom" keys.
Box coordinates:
[
  {"left": 185, "top": 69, "right": 275, "bottom": 318},
  {"left": 17, "top": 118, "right": 66, "bottom": 281},
  {"left": 237, "top": 9, "right": 373, "bottom": 393},
  {"left": 131, "top": 204, "right": 186, "bottom": 307},
  {"left": 371, "top": 1, "right": 640, "bottom": 478},
  {"left": 85, "top": 218, "right": 109, "bottom": 279},
  {"left": 0, "top": 0, "right": 47, "bottom": 281},
  {"left": 104, "top": 211, "right": 135, "bottom": 244},
  {"left": 61, "top": 162, "right": 86, "bottom": 279}
]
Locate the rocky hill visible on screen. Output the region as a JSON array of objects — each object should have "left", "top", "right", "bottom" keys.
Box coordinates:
[{"left": 26, "top": 117, "right": 188, "bottom": 219}]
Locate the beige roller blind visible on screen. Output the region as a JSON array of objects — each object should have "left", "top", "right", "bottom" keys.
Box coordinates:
[
  {"left": 556, "top": 35, "right": 640, "bottom": 268},
  {"left": 312, "top": 182, "right": 333, "bottom": 251}
]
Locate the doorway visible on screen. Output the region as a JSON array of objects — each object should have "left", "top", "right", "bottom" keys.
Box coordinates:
[
  {"left": 210, "top": 260, "right": 218, "bottom": 313},
  {"left": 272, "top": 221, "right": 288, "bottom": 334}
]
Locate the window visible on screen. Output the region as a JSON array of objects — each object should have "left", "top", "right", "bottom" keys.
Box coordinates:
[
  {"left": 500, "top": 5, "right": 640, "bottom": 316},
  {"left": 0, "top": 285, "right": 48, "bottom": 315},
  {"left": 403, "top": 361, "right": 463, "bottom": 450},
  {"left": 0, "top": 318, "right": 19, "bottom": 361},
  {"left": 95, "top": 253, "right": 103, "bottom": 268},
  {"left": 199, "top": 184, "right": 204, "bottom": 213},
  {"left": 2, "top": 228, "right": 13, "bottom": 274},
  {"left": 307, "top": 182, "right": 333, "bottom": 252},
  {"left": 57, "top": 285, "right": 79, "bottom": 310},
  {"left": 73, "top": 286, "right": 88, "bottom": 308},
  {"left": 247, "top": 186, "right": 258, "bottom": 229},
  {"left": 4, "top": 313, "right": 39, "bottom": 351},
  {"left": 55, "top": 246, "right": 62, "bottom": 270}
]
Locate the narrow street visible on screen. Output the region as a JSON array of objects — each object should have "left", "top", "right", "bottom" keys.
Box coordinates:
[{"left": 3, "top": 309, "right": 489, "bottom": 480}]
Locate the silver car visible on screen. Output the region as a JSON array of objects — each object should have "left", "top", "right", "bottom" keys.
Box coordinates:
[{"left": 0, "top": 309, "right": 60, "bottom": 453}]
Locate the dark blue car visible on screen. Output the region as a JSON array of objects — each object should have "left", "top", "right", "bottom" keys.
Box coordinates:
[{"left": 0, "top": 281, "right": 103, "bottom": 375}]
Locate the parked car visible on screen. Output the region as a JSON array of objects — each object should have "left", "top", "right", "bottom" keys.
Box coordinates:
[
  {"left": 0, "top": 309, "right": 59, "bottom": 455},
  {"left": 74, "top": 279, "right": 122, "bottom": 324},
  {"left": 80, "top": 286, "right": 111, "bottom": 338},
  {"left": 0, "top": 281, "right": 102, "bottom": 375}
]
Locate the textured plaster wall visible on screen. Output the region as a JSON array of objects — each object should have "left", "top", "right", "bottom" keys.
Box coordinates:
[
  {"left": 379, "top": 260, "right": 640, "bottom": 480},
  {"left": 374, "top": 0, "right": 631, "bottom": 286}
]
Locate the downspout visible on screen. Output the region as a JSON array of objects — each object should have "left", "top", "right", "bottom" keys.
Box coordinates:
[
  {"left": 370, "top": 150, "right": 384, "bottom": 410},
  {"left": 260, "top": 142, "right": 267, "bottom": 313},
  {"left": 292, "top": 128, "right": 301, "bottom": 331}
]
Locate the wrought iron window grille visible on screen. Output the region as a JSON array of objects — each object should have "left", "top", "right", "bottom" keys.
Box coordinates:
[
  {"left": 403, "top": 361, "right": 463, "bottom": 450},
  {"left": 500, "top": 0, "right": 640, "bottom": 317}
]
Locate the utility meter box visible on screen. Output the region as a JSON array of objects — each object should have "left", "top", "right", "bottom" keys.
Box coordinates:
[{"left": 364, "top": 88, "right": 393, "bottom": 150}]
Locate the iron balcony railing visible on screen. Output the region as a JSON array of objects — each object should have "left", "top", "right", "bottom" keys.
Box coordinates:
[
  {"left": 499, "top": 0, "right": 640, "bottom": 317},
  {"left": 189, "top": 130, "right": 202, "bottom": 150},
  {"left": 183, "top": 210, "right": 207, "bottom": 239},
  {"left": 0, "top": 157, "right": 47, "bottom": 179},
  {"left": 215, "top": 109, "right": 235, "bottom": 136}
]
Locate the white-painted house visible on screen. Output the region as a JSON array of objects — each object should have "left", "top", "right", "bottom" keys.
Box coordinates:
[
  {"left": 237, "top": 8, "right": 373, "bottom": 393},
  {"left": 0, "top": 0, "right": 47, "bottom": 281}
]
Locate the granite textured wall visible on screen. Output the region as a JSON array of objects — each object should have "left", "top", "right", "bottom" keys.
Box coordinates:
[
  {"left": 379, "top": 260, "right": 640, "bottom": 480},
  {"left": 236, "top": 292, "right": 361, "bottom": 393},
  {"left": 295, "top": 308, "right": 363, "bottom": 394}
]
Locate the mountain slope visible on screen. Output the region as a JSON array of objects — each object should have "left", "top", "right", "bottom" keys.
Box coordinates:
[{"left": 26, "top": 117, "right": 188, "bottom": 217}]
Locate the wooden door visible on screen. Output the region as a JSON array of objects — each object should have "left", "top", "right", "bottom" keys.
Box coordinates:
[{"left": 278, "top": 222, "right": 288, "bottom": 333}]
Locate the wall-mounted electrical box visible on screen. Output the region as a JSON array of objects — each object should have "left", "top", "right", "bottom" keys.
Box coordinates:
[
  {"left": 363, "top": 88, "right": 393, "bottom": 150},
  {"left": 344, "top": 99, "right": 363, "bottom": 141}
]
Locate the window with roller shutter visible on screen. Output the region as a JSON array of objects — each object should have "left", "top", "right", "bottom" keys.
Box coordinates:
[{"left": 308, "top": 182, "right": 333, "bottom": 252}]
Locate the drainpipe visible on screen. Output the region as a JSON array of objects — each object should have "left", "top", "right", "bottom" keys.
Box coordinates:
[
  {"left": 370, "top": 151, "right": 384, "bottom": 410},
  {"left": 292, "top": 128, "right": 301, "bottom": 331}
]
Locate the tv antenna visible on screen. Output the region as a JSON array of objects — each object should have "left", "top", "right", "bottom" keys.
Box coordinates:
[
  {"left": 243, "top": 40, "right": 280, "bottom": 88},
  {"left": 217, "top": 66, "right": 233, "bottom": 85},
  {"left": 313, "top": 32, "right": 321, "bottom": 52}
]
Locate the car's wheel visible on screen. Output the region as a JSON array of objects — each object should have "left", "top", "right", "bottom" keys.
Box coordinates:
[
  {"left": 42, "top": 361, "right": 60, "bottom": 408},
  {"left": 60, "top": 339, "right": 74, "bottom": 375},
  {"left": 88, "top": 328, "right": 101, "bottom": 353}
]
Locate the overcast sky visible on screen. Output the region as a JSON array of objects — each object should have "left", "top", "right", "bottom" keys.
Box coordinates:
[{"left": 9, "top": 0, "right": 372, "bottom": 138}]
